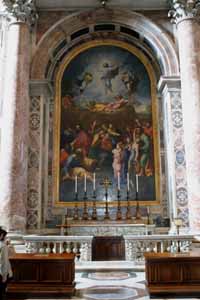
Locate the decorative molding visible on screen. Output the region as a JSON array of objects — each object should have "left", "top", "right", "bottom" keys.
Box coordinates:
[
  {"left": 158, "top": 76, "right": 189, "bottom": 226},
  {"left": 3, "top": 0, "right": 38, "bottom": 26},
  {"left": 29, "top": 80, "right": 54, "bottom": 98},
  {"left": 27, "top": 95, "right": 41, "bottom": 229},
  {"left": 169, "top": 0, "right": 200, "bottom": 24}
]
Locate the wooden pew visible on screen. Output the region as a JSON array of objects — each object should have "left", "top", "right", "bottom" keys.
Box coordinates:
[
  {"left": 145, "top": 251, "right": 200, "bottom": 297},
  {"left": 7, "top": 253, "right": 75, "bottom": 299}
]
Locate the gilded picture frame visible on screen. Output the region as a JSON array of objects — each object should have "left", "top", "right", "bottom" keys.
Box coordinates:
[{"left": 53, "top": 39, "right": 161, "bottom": 207}]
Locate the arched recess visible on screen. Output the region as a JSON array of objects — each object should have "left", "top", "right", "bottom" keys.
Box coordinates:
[
  {"left": 31, "top": 8, "right": 179, "bottom": 80},
  {"left": 28, "top": 8, "right": 184, "bottom": 230}
]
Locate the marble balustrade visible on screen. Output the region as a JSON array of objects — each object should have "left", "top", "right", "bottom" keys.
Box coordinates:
[
  {"left": 23, "top": 235, "right": 93, "bottom": 261},
  {"left": 22, "top": 234, "right": 195, "bottom": 262},
  {"left": 124, "top": 234, "right": 194, "bottom": 261}
]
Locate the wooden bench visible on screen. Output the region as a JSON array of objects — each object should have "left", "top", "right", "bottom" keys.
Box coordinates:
[
  {"left": 145, "top": 251, "right": 200, "bottom": 296},
  {"left": 7, "top": 253, "right": 75, "bottom": 299}
]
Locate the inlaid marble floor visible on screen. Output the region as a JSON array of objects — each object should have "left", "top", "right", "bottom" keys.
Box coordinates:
[{"left": 25, "top": 261, "right": 199, "bottom": 300}]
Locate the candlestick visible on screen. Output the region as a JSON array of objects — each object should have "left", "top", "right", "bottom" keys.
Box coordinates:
[
  {"left": 135, "top": 200, "right": 141, "bottom": 220},
  {"left": 126, "top": 190, "right": 131, "bottom": 220},
  {"left": 84, "top": 173, "right": 87, "bottom": 192},
  {"left": 75, "top": 176, "right": 77, "bottom": 193},
  {"left": 93, "top": 172, "right": 96, "bottom": 191},
  {"left": 117, "top": 172, "right": 120, "bottom": 190},
  {"left": 136, "top": 174, "right": 138, "bottom": 193},
  {"left": 73, "top": 203, "right": 79, "bottom": 220},
  {"left": 127, "top": 173, "right": 130, "bottom": 192},
  {"left": 92, "top": 190, "right": 97, "bottom": 220},
  {"left": 74, "top": 192, "right": 79, "bottom": 220},
  {"left": 147, "top": 206, "right": 150, "bottom": 225},
  {"left": 82, "top": 191, "right": 88, "bottom": 220},
  {"left": 116, "top": 189, "right": 122, "bottom": 220}
]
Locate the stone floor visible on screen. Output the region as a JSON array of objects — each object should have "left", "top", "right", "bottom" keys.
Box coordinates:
[{"left": 23, "top": 261, "right": 199, "bottom": 300}]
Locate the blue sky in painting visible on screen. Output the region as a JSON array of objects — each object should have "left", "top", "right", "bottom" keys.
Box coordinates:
[{"left": 62, "top": 45, "right": 151, "bottom": 105}]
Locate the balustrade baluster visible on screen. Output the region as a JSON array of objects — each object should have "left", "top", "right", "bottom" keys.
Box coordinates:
[{"left": 66, "top": 242, "right": 71, "bottom": 253}]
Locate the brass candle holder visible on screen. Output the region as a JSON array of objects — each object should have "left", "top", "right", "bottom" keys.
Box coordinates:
[
  {"left": 91, "top": 191, "right": 97, "bottom": 220},
  {"left": 147, "top": 206, "right": 150, "bottom": 225},
  {"left": 82, "top": 191, "right": 89, "bottom": 220},
  {"left": 116, "top": 189, "right": 122, "bottom": 220},
  {"left": 126, "top": 190, "right": 132, "bottom": 220},
  {"left": 135, "top": 191, "right": 141, "bottom": 220},
  {"left": 73, "top": 192, "right": 79, "bottom": 220}
]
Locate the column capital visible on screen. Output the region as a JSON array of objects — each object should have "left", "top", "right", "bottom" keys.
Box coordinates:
[
  {"left": 3, "top": 0, "right": 38, "bottom": 26},
  {"left": 168, "top": 0, "right": 200, "bottom": 25}
]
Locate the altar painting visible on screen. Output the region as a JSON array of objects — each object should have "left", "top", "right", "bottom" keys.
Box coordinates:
[{"left": 58, "top": 44, "right": 157, "bottom": 204}]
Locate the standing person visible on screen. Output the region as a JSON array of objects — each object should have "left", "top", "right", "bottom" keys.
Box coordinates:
[{"left": 0, "top": 228, "right": 13, "bottom": 299}]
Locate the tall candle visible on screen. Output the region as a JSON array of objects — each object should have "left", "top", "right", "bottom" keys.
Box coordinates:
[
  {"left": 75, "top": 176, "right": 77, "bottom": 193},
  {"left": 84, "top": 173, "right": 87, "bottom": 192},
  {"left": 136, "top": 174, "right": 138, "bottom": 193},
  {"left": 117, "top": 172, "right": 120, "bottom": 190},
  {"left": 93, "top": 173, "right": 96, "bottom": 191},
  {"left": 127, "top": 173, "right": 130, "bottom": 192}
]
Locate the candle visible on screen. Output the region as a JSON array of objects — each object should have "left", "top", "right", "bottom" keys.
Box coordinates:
[
  {"left": 136, "top": 174, "right": 138, "bottom": 193},
  {"left": 75, "top": 176, "right": 77, "bottom": 193},
  {"left": 84, "top": 173, "right": 87, "bottom": 192},
  {"left": 127, "top": 173, "right": 129, "bottom": 192},
  {"left": 93, "top": 173, "right": 96, "bottom": 191},
  {"left": 117, "top": 172, "right": 120, "bottom": 190}
]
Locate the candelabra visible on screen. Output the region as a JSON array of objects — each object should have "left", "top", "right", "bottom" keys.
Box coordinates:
[
  {"left": 135, "top": 191, "right": 141, "bottom": 220},
  {"left": 116, "top": 189, "right": 122, "bottom": 220},
  {"left": 91, "top": 190, "right": 97, "bottom": 220},
  {"left": 73, "top": 192, "right": 79, "bottom": 220},
  {"left": 82, "top": 191, "right": 89, "bottom": 220},
  {"left": 126, "top": 190, "right": 132, "bottom": 220}
]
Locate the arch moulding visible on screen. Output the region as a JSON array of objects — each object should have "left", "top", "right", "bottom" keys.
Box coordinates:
[{"left": 31, "top": 8, "right": 179, "bottom": 80}]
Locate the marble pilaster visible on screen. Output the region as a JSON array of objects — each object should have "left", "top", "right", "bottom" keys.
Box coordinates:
[
  {"left": 28, "top": 80, "right": 53, "bottom": 230},
  {"left": 169, "top": 0, "right": 200, "bottom": 231},
  {"left": 158, "top": 76, "right": 189, "bottom": 226}
]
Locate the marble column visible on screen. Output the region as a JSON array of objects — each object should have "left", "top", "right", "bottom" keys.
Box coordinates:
[
  {"left": 169, "top": 0, "right": 200, "bottom": 231},
  {"left": 158, "top": 76, "right": 189, "bottom": 226},
  {"left": 0, "top": 2, "right": 37, "bottom": 232}
]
